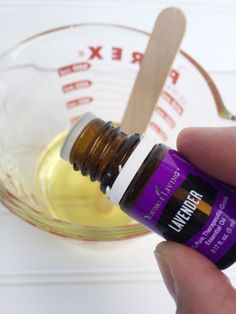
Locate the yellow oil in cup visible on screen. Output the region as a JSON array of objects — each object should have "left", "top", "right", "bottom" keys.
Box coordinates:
[{"left": 35, "top": 132, "right": 133, "bottom": 226}]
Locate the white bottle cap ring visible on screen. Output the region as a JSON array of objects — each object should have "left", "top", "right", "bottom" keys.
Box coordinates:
[
  {"left": 107, "top": 136, "right": 157, "bottom": 205},
  {"left": 60, "top": 112, "right": 97, "bottom": 162}
]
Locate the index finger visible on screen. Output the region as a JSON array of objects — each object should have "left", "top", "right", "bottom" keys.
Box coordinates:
[{"left": 177, "top": 127, "right": 236, "bottom": 187}]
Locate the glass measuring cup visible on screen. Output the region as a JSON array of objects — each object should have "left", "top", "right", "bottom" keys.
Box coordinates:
[{"left": 0, "top": 24, "right": 235, "bottom": 240}]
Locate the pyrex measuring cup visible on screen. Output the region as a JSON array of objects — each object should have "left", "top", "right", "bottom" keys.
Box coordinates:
[{"left": 0, "top": 24, "right": 235, "bottom": 240}]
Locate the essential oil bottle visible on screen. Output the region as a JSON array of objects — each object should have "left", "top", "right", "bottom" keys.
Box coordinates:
[{"left": 60, "top": 112, "right": 236, "bottom": 269}]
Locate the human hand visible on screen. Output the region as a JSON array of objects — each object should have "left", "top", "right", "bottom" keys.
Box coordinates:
[{"left": 154, "top": 127, "right": 236, "bottom": 314}]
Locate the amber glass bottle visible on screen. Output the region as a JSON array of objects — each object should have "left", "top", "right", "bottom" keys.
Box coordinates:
[{"left": 61, "top": 113, "right": 236, "bottom": 269}]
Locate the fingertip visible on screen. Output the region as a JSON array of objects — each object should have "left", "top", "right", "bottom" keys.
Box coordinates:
[
  {"left": 154, "top": 241, "right": 224, "bottom": 292},
  {"left": 155, "top": 240, "right": 217, "bottom": 274},
  {"left": 154, "top": 240, "right": 168, "bottom": 254},
  {"left": 154, "top": 241, "right": 236, "bottom": 312},
  {"left": 176, "top": 127, "right": 196, "bottom": 152},
  {"left": 176, "top": 126, "right": 236, "bottom": 186},
  {"left": 154, "top": 240, "right": 180, "bottom": 258},
  {"left": 154, "top": 241, "right": 177, "bottom": 299}
]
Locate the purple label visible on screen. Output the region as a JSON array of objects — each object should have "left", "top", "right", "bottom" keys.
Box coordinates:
[{"left": 130, "top": 149, "right": 236, "bottom": 264}]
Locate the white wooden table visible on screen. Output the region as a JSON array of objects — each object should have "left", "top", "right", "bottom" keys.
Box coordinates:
[{"left": 0, "top": 1, "right": 236, "bottom": 313}]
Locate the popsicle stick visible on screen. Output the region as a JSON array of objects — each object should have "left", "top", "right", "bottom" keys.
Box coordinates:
[{"left": 121, "top": 7, "right": 186, "bottom": 134}]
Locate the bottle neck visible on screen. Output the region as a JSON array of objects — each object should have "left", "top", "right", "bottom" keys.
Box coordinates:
[{"left": 70, "top": 118, "right": 141, "bottom": 192}]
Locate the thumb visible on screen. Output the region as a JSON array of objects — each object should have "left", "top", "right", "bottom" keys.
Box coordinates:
[{"left": 154, "top": 241, "right": 236, "bottom": 314}]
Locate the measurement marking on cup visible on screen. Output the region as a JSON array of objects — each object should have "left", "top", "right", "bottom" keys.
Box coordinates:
[
  {"left": 66, "top": 97, "right": 93, "bottom": 109},
  {"left": 161, "top": 90, "right": 184, "bottom": 115},
  {"left": 58, "top": 62, "right": 91, "bottom": 77},
  {"left": 155, "top": 107, "right": 176, "bottom": 128},
  {"left": 62, "top": 80, "right": 92, "bottom": 93},
  {"left": 150, "top": 121, "right": 167, "bottom": 141}
]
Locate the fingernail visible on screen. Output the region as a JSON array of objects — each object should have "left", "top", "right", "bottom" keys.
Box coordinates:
[{"left": 154, "top": 247, "right": 176, "bottom": 299}]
